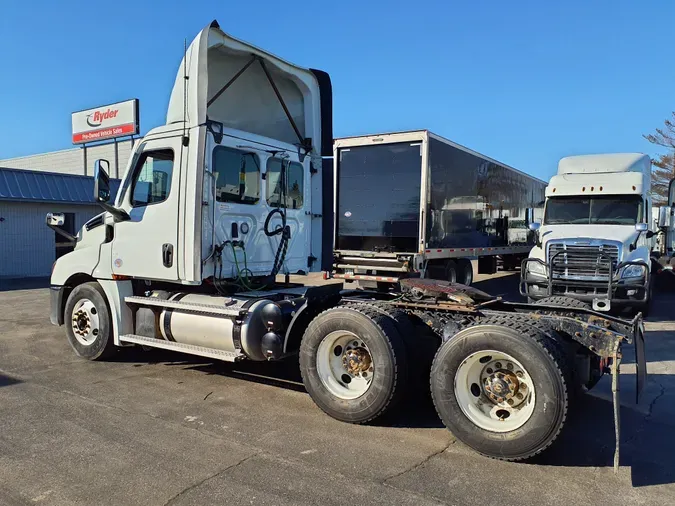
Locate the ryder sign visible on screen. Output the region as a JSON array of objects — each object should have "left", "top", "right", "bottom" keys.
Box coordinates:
[{"left": 71, "top": 99, "right": 139, "bottom": 144}]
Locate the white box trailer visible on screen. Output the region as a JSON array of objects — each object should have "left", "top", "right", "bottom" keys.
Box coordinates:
[{"left": 331, "top": 131, "right": 547, "bottom": 286}]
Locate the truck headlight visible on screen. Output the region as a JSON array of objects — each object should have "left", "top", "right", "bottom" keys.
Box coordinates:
[
  {"left": 620, "top": 265, "right": 646, "bottom": 279},
  {"left": 527, "top": 261, "right": 547, "bottom": 278}
]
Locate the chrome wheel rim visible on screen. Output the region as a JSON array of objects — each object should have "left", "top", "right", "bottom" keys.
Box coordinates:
[
  {"left": 454, "top": 350, "right": 536, "bottom": 432},
  {"left": 71, "top": 299, "right": 100, "bottom": 346},
  {"left": 316, "top": 331, "right": 374, "bottom": 400}
]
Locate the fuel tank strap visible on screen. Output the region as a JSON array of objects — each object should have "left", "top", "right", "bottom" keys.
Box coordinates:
[{"left": 232, "top": 299, "right": 258, "bottom": 352}]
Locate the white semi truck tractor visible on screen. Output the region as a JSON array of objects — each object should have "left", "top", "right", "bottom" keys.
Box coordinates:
[
  {"left": 46, "top": 20, "right": 645, "bottom": 465},
  {"left": 521, "top": 154, "right": 657, "bottom": 314}
]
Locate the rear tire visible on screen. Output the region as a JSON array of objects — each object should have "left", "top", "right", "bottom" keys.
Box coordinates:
[
  {"left": 501, "top": 255, "right": 520, "bottom": 272},
  {"left": 430, "top": 317, "right": 569, "bottom": 460},
  {"left": 427, "top": 261, "right": 457, "bottom": 283},
  {"left": 445, "top": 260, "right": 458, "bottom": 283},
  {"left": 64, "top": 282, "right": 116, "bottom": 360},
  {"left": 299, "top": 306, "right": 408, "bottom": 424},
  {"left": 456, "top": 259, "right": 473, "bottom": 286}
]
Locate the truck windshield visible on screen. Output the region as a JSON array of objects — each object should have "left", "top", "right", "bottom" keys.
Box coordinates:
[{"left": 544, "top": 195, "right": 642, "bottom": 225}]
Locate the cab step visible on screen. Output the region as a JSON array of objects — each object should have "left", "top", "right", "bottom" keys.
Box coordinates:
[
  {"left": 118, "top": 334, "right": 244, "bottom": 362},
  {"left": 124, "top": 296, "right": 244, "bottom": 318}
]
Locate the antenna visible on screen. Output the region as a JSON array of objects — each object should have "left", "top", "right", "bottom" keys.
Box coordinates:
[{"left": 182, "top": 38, "right": 189, "bottom": 146}]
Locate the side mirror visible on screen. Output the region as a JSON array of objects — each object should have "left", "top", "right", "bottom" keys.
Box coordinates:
[
  {"left": 94, "top": 159, "right": 111, "bottom": 203},
  {"left": 45, "top": 212, "right": 76, "bottom": 242},
  {"left": 92, "top": 159, "right": 130, "bottom": 222},
  {"left": 658, "top": 206, "right": 672, "bottom": 229},
  {"left": 630, "top": 222, "right": 650, "bottom": 251},
  {"left": 528, "top": 222, "right": 541, "bottom": 232},
  {"left": 46, "top": 212, "right": 65, "bottom": 227}
]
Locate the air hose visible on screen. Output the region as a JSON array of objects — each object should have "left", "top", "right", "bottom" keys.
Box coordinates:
[{"left": 264, "top": 158, "right": 291, "bottom": 278}]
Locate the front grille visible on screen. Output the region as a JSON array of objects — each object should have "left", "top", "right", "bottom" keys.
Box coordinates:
[{"left": 548, "top": 243, "right": 619, "bottom": 280}]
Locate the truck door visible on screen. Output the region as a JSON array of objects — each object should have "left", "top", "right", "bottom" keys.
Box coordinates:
[
  {"left": 264, "top": 156, "right": 309, "bottom": 273},
  {"left": 207, "top": 143, "right": 310, "bottom": 277},
  {"left": 111, "top": 135, "right": 184, "bottom": 281}
]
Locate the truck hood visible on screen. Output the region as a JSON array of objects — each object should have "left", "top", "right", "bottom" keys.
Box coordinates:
[
  {"left": 166, "top": 20, "right": 332, "bottom": 156},
  {"left": 540, "top": 224, "right": 640, "bottom": 247}
]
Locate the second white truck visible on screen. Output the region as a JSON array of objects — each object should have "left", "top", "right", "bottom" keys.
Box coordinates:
[{"left": 521, "top": 153, "right": 656, "bottom": 314}]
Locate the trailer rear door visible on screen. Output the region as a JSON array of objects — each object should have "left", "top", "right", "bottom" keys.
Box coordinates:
[{"left": 336, "top": 142, "right": 421, "bottom": 253}]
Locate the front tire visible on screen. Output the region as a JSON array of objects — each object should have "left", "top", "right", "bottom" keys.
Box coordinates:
[
  {"left": 430, "top": 317, "right": 569, "bottom": 460},
  {"left": 299, "top": 306, "right": 408, "bottom": 424},
  {"left": 64, "top": 282, "right": 116, "bottom": 360}
]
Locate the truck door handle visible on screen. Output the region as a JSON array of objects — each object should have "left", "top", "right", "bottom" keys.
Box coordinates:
[{"left": 162, "top": 243, "right": 174, "bottom": 268}]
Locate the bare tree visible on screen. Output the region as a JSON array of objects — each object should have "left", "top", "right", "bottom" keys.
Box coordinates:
[{"left": 644, "top": 112, "right": 675, "bottom": 205}]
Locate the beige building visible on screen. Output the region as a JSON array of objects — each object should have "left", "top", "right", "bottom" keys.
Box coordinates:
[{"left": 0, "top": 138, "right": 138, "bottom": 179}]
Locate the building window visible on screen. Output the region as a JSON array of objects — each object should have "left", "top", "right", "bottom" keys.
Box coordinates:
[
  {"left": 130, "top": 149, "right": 174, "bottom": 207},
  {"left": 266, "top": 158, "right": 304, "bottom": 209},
  {"left": 213, "top": 147, "right": 260, "bottom": 204}
]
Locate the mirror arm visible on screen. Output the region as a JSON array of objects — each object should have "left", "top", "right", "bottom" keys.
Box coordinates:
[
  {"left": 97, "top": 200, "right": 130, "bottom": 222},
  {"left": 47, "top": 223, "right": 77, "bottom": 243},
  {"left": 630, "top": 231, "right": 643, "bottom": 252}
]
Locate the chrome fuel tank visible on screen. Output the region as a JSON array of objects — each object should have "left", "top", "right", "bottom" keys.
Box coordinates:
[{"left": 154, "top": 292, "right": 275, "bottom": 361}]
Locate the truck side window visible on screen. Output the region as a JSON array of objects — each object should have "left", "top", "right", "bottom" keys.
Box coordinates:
[
  {"left": 130, "top": 149, "right": 175, "bottom": 207},
  {"left": 213, "top": 147, "right": 260, "bottom": 204},
  {"left": 267, "top": 158, "right": 304, "bottom": 209}
]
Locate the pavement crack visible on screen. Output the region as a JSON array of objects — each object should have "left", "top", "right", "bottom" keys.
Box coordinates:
[
  {"left": 163, "top": 453, "right": 260, "bottom": 506},
  {"left": 621, "top": 380, "right": 666, "bottom": 448},
  {"left": 383, "top": 439, "right": 454, "bottom": 484},
  {"left": 645, "top": 382, "right": 666, "bottom": 421}
]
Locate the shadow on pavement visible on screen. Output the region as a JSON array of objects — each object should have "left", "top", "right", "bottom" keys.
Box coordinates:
[
  {"left": 532, "top": 382, "right": 675, "bottom": 487},
  {"left": 0, "top": 277, "right": 50, "bottom": 292},
  {"left": 112, "top": 347, "right": 307, "bottom": 393},
  {"left": 0, "top": 372, "right": 22, "bottom": 388}
]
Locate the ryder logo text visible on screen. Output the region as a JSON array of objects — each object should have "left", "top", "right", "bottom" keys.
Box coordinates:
[{"left": 86, "top": 109, "right": 120, "bottom": 128}]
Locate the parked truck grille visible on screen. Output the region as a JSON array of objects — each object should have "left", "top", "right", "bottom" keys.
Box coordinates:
[{"left": 548, "top": 243, "right": 619, "bottom": 280}]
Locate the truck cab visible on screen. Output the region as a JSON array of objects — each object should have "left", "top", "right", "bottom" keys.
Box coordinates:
[
  {"left": 51, "top": 21, "right": 332, "bottom": 295},
  {"left": 521, "top": 153, "right": 656, "bottom": 313}
]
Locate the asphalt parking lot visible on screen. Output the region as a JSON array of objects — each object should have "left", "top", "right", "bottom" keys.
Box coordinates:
[{"left": 0, "top": 272, "right": 673, "bottom": 506}]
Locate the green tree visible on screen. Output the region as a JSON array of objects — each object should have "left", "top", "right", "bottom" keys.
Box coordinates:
[{"left": 644, "top": 112, "right": 675, "bottom": 205}]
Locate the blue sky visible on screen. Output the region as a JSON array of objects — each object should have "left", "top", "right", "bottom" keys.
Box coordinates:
[{"left": 0, "top": 0, "right": 672, "bottom": 180}]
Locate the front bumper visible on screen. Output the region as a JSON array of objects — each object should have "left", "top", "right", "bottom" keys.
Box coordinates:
[
  {"left": 520, "top": 258, "right": 650, "bottom": 310},
  {"left": 50, "top": 285, "right": 65, "bottom": 326}
]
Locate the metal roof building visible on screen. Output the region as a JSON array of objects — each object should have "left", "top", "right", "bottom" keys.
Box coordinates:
[{"left": 0, "top": 167, "right": 121, "bottom": 283}]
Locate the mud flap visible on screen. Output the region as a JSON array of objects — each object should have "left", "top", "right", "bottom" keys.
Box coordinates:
[
  {"left": 612, "top": 318, "right": 646, "bottom": 473},
  {"left": 635, "top": 320, "right": 647, "bottom": 403},
  {"left": 612, "top": 352, "right": 621, "bottom": 473}
]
